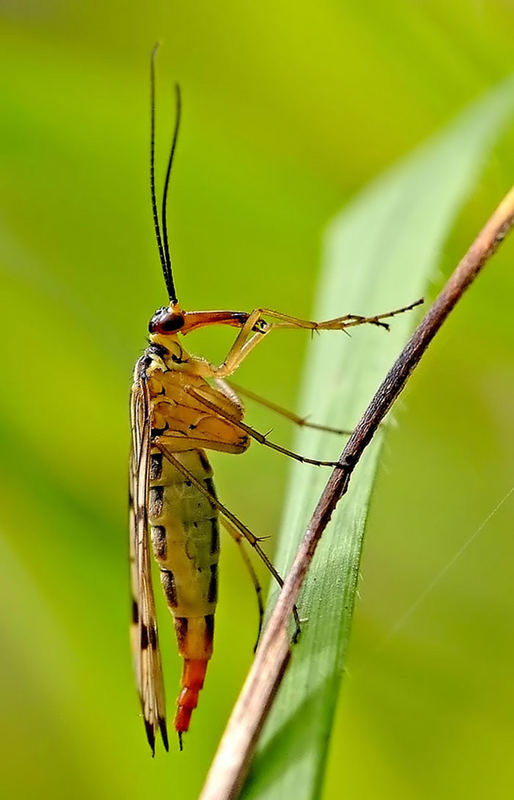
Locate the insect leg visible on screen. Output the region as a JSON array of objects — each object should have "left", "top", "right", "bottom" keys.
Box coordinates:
[
  {"left": 251, "top": 299, "right": 423, "bottom": 332},
  {"left": 154, "top": 442, "right": 301, "bottom": 638},
  {"left": 203, "top": 301, "right": 422, "bottom": 379},
  {"left": 223, "top": 380, "right": 352, "bottom": 436},
  {"left": 219, "top": 516, "right": 264, "bottom": 651},
  {"left": 186, "top": 388, "right": 342, "bottom": 468},
  {"left": 214, "top": 322, "right": 271, "bottom": 376}
]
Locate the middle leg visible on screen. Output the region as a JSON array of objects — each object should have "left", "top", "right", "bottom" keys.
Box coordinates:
[
  {"left": 223, "top": 380, "right": 352, "bottom": 436},
  {"left": 186, "top": 387, "right": 343, "bottom": 468},
  {"left": 220, "top": 516, "right": 264, "bottom": 651}
]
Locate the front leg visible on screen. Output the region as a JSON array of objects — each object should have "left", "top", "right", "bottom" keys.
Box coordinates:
[
  {"left": 191, "top": 299, "right": 422, "bottom": 378},
  {"left": 252, "top": 299, "right": 423, "bottom": 332},
  {"left": 201, "top": 309, "right": 272, "bottom": 378}
]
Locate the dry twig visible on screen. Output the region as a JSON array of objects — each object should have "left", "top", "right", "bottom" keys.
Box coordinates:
[{"left": 199, "top": 186, "right": 514, "bottom": 800}]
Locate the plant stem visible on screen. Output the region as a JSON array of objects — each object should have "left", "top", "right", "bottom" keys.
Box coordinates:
[{"left": 199, "top": 185, "right": 514, "bottom": 800}]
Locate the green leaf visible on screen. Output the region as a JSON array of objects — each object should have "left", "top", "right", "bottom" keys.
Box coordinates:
[{"left": 241, "top": 79, "right": 514, "bottom": 800}]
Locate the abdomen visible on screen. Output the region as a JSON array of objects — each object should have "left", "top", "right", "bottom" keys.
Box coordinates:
[{"left": 148, "top": 447, "right": 219, "bottom": 735}]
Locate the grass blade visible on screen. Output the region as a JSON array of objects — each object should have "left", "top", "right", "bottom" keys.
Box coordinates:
[{"left": 241, "top": 79, "right": 514, "bottom": 800}]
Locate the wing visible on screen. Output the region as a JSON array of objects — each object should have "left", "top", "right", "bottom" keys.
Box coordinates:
[{"left": 129, "top": 371, "right": 168, "bottom": 754}]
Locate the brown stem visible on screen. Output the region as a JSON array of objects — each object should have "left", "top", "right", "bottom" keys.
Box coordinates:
[{"left": 199, "top": 186, "right": 514, "bottom": 800}]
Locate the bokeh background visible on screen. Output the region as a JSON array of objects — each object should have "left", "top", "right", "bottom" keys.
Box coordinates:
[{"left": 1, "top": 2, "right": 513, "bottom": 799}]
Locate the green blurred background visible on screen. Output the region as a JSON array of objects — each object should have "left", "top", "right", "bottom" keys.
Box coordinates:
[{"left": 1, "top": 2, "right": 513, "bottom": 798}]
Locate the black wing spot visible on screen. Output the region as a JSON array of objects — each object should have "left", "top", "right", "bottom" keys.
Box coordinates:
[
  {"left": 141, "top": 623, "right": 149, "bottom": 650},
  {"left": 159, "top": 717, "right": 169, "bottom": 752},
  {"left": 144, "top": 718, "right": 156, "bottom": 756}
]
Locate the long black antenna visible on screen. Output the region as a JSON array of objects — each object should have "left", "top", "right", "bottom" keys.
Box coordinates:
[
  {"left": 161, "top": 83, "right": 181, "bottom": 296},
  {"left": 150, "top": 44, "right": 178, "bottom": 305}
]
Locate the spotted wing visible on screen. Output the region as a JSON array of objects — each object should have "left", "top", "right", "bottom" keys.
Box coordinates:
[{"left": 129, "top": 373, "right": 168, "bottom": 754}]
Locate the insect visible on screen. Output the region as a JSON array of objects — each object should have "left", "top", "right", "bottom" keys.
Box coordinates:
[{"left": 129, "top": 46, "right": 422, "bottom": 755}]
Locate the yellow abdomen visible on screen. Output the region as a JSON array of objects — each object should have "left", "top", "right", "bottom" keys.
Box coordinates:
[{"left": 148, "top": 447, "right": 219, "bottom": 732}]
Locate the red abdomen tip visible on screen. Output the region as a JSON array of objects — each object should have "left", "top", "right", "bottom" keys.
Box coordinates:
[{"left": 174, "top": 659, "right": 208, "bottom": 734}]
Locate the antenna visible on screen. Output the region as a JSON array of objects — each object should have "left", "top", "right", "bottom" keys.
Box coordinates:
[
  {"left": 161, "top": 83, "right": 181, "bottom": 291},
  {"left": 150, "top": 44, "right": 179, "bottom": 305}
]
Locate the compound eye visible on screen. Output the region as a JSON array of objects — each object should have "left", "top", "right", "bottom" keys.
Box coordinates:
[{"left": 149, "top": 307, "right": 185, "bottom": 334}]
